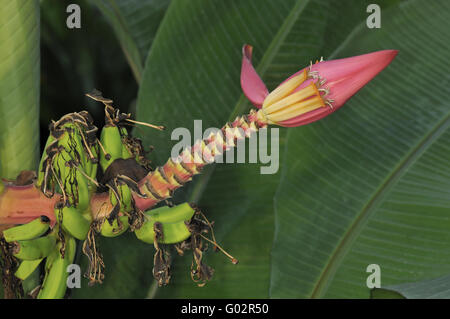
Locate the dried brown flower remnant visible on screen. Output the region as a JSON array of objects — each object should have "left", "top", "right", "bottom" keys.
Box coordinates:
[
  {"left": 0, "top": 237, "right": 23, "bottom": 299},
  {"left": 82, "top": 221, "right": 105, "bottom": 286},
  {"left": 152, "top": 222, "right": 171, "bottom": 286},
  {"left": 153, "top": 247, "right": 171, "bottom": 286}
]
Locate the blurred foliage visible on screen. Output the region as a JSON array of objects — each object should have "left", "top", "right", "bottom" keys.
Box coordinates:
[
  {"left": 372, "top": 274, "right": 450, "bottom": 299},
  {"left": 40, "top": 0, "right": 138, "bottom": 152},
  {"left": 0, "top": 0, "right": 40, "bottom": 179},
  {"left": 94, "top": 0, "right": 171, "bottom": 82}
]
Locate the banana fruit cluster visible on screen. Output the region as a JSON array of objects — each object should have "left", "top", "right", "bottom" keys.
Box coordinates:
[
  {"left": 1, "top": 216, "right": 73, "bottom": 298},
  {"left": 1, "top": 91, "right": 224, "bottom": 299}
]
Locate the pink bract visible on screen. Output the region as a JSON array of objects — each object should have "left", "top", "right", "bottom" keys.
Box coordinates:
[{"left": 240, "top": 44, "right": 398, "bottom": 126}]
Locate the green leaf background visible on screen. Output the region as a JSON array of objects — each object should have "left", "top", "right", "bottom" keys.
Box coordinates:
[
  {"left": 0, "top": 0, "right": 40, "bottom": 298},
  {"left": 94, "top": 0, "right": 170, "bottom": 83},
  {"left": 372, "top": 275, "right": 450, "bottom": 299},
  {"left": 2, "top": 0, "right": 450, "bottom": 299},
  {"left": 0, "top": 0, "right": 40, "bottom": 179}
]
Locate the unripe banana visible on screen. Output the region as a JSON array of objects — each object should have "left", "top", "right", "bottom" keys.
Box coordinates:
[
  {"left": 52, "top": 150, "right": 71, "bottom": 192},
  {"left": 85, "top": 143, "right": 99, "bottom": 183},
  {"left": 119, "top": 127, "right": 133, "bottom": 160},
  {"left": 100, "top": 215, "right": 129, "bottom": 237},
  {"left": 37, "top": 134, "right": 56, "bottom": 188},
  {"left": 88, "top": 158, "right": 98, "bottom": 188},
  {"left": 12, "top": 234, "right": 57, "bottom": 260},
  {"left": 15, "top": 258, "right": 44, "bottom": 281},
  {"left": 77, "top": 135, "right": 99, "bottom": 193},
  {"left": 39, "top": 114, "right": 99, "bottom": 195},
  {"left": 83, "top": 150, "right": 93, "bottom": 178},
  {"left": 61, "top": 123, "right": 97, "bottom": 175},
  {"left": 54, "top": 129, "right": 94, "bottom": 210},
  {"left": 59, "top": 165, "right": 89, "bottom": 211},
  {"left": 74, "top": 168, "right": 90, "bottom": 211},
  {"left": 55, "top": 206, "right": 91, "bottom": 240},
  {"left": 2, "top": 216, "right": 51, "bottom": 242},
  {"left": 58, "top": 124, "right": 93, "bottom": 176},
  {"left": 58, "top": 124, "right": 83, "bottom": 165},
  {"left": 120, "top": 183, "right": 132, "bottom": 212},
  {"left": 43, "top": 245, "right": 57, "bottom": 273},
  {"left": 121, "top": 141, "right": 133, "bottom": 159},
  {"left": 99, "top": 125, "right": 123, "bottom": 171},
  {"left": 37, "top": 235, "right": 76, "bottom": 299},
  {"left": 135, "top": 203, "right": 195, "bottom": 244},
  {"left": 110, "top": 182, "right": 132, "bottom": 214},
  {"left": 73, "top": 129, "right": 95, "bottom": 175}
]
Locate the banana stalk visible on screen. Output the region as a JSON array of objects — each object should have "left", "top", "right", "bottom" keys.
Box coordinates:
[{"left": 132, "top": 109, "right": 267, "bottom": 212}]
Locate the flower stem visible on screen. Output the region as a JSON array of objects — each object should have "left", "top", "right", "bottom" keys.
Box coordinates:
[{"left": 0, "top": 110, "right": 268, "bottom": 225}]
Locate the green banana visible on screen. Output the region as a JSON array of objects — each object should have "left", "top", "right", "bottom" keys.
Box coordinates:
[
  {"left": 110, "top": 182, "right": 132, "bottom": 213},
  {"left": 57, "top": 162, "right": 89, "bottom": 211},
  {"left": 135, "top": 203, "right": 195, "bottom": 244},
  {"left": 121, "top": 141, "right": 133, "bottom": 159},
  {"left": 38, "top": 235, "right": 76, "bottom": 299},
  {"left": 52, "top": 149, "right": 71, "bottom": 193},
  {"left": 36, "top": 113, "right": 100, "bottom": 220},
  {"left": 100, "top": 215, "right": 129, "bottom": 237},
  {"left": 120, "top": 183, "right": 132, "bottom": 212},
  {"left": 57, "top": 123, "right": 88, "bottom": 171},
  {"left": 87, "top": 157, "right": 98, "bottom": 188},
  {"left": 56, "top": 122, "right": 97, "bottom": 209},
  {"left": 2, "top": 216, "right": 51, "bottom": 242},
  {"left": 70, "top": 126, "right": 97, "bottom": 178},
  {"left": 99, "top": 125, "right": 123, "bottom": 171},
  {"left": 74, "top": 168, "right": 90, "bottom": 211},
  {"left": 84, "top": 143, "right": 99, "bottom": 182},
  {"left": 43, "top": 245, "right": 57, "bottom": 273},
  {"left": 37, "top": 134, "right": 56, "bottom": 188},
  {"left": 78, "top": 142, "right": 99, "bottom": 198},
  {"left": 58, "top": 124, "right": 84, "bottom": 165},
  {"left": 74, "top": 128, "right": 99, "bottom": 193},
  {"left": 12, "top": 234, "right": 57, "bottom": 260},
  {"left": 15, "top": 258, "right": 44, "bottom": 281},
  {"left": 55, "top": 206, "right": 91, "bottom": 240},
  {"left": 119, "top": 127, "right": 133, "bottom": 160}
]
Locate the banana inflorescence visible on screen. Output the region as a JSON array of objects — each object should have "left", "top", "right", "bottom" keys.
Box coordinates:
[
  {"left": 1, "top": 215, "right": 56, "bottom": 287},
  {"left": 0, "top": 90, "right": 233, "bottom": 299}
]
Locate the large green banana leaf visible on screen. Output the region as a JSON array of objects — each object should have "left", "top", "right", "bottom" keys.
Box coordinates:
[
  {"left": 0, "top": 0, "right": 40, "bottom": 179},
  {"left": 272, "top": 0, "right": 450, "bottom": 298},
  {"left": 94, "top": 0, "right": 171, "bottom": 83},
  {"left": 372, "top": 275, "right": 450, "bottom": 299},
  {"left": 0, "top": 0, "right": 40, "bottom": 298},
  {"left": 79, "top": 0, "right": 450, "bottom": 298}
]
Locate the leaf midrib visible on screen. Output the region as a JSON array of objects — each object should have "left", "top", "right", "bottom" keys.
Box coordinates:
[
  {"left": 97, "top": 0, "right": 143, "bottom": 83},
  {"left": 272, "top": 2, "right": 404, "bottom": 297},
  {"left": 309, "top": 111, "right": 450, "bottom": 298}
]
